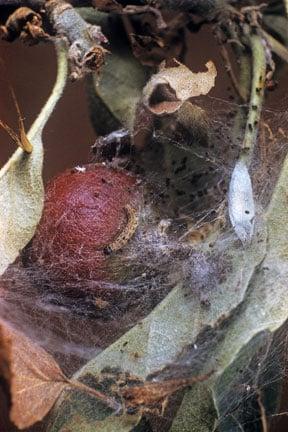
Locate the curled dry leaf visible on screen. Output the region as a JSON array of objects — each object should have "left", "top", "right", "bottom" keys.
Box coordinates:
[
  {"left": 0, "top": 319, "right": 69, "bottom": 430},
  {"left": 0, "top": 41, "right": 67, "bottom": 276},
  {"left": 142, "top": 59, "right": 217, "bottom": 115},
  {"left": 0, "top": 7, "right": 49, "bottom": 44}
]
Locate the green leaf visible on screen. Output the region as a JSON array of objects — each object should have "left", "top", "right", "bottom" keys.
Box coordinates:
[
  {"left": 92, "top": 50, "right": 148, "bottom": 131},
  {"left": 46, "top": 13, "right": 288, "bottom": 431},
  {"left": 47, "top": 209, "right": 267, "bottom": 430},
  {"left": 0, "top": 41, "right": 68, "bottom": 275},
  {"left": 170, "top": 384, "right": 217, "bottom": 432},
  {"left": 171, "top": 152, "right": 288, "bottom": 430},
  {"left": 79, "top": 8, "right": 148, "bottom": 134},
  {"left": 212, "top": 330, "right": 283, "bottom": 431},
  {"left": 49, "top": 150, "right": 288, "bottom": 432}
]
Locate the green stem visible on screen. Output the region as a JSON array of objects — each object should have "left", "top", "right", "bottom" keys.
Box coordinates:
[
  {"left": 230, "top": 48, "right": 251, "bottom": 148},
  {"left": 238, "top": 51, "right": 251, "bottom": 103},
  {"left": 27, "top": 40, "right": 68, "bottom": 142},
  {"left": 228, "top": 33, "right": 266, "bottom": 243},
  {"left": 242, "top": 34, "right": 266, "bottom": 164},
  {"left": 219, "top": 21, "right": 251, "bottom": 146},
  {"left": 0, "top": 40, "right": 68, "bottom": 276},
  {"left": 233, "top": 51, "right": 251, "bottom": 148}
]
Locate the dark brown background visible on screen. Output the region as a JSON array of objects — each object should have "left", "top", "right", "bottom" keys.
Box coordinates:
[
  {"left": 1, "top": 27, "right": 288, "bottom": 432},
  {"left": 0, "top": 28, "right": 239, "bottom": 182},
  {"left": 0, "top": 40, "right": 95, "bottom": 181},
  {"left": 1, "top": 31, "right": 286, "bottom": 183}
]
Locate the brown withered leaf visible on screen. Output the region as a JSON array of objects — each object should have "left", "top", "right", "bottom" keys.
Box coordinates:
[
  {"left": 0, "top": 319, "right": 69, "bottom": 430},
  {"left": 0, "top": 7, "right": 49, "bottom": 44},
  {"left": 122, "top": 5, "right": 167, "bottom": 30},
  {"left": 120, "top": 372, "right": 213, "bottom": 414},
  {"left": 93, "top": 0, "right": 123, "bottom": 12},
  {"left": 142, "top": 59, "right": 217, "bottom": 115},
  {"left": 0, "top": 319, "right": 120, "bottom": 429},
  {"left": 130, "top": 32, "right": 183, "bottom": 67},
  {"left": 94, "top": 0, "right": 167, "bottom": 30}
]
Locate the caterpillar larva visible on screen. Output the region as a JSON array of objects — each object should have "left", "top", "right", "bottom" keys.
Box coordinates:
[{"left": 104, "top": 205, "right": 139, "bottom": 254}]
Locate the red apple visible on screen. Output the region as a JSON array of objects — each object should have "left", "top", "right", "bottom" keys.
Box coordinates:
[{"left": 23, "top": 164, "right": 142, "bottom": 310}]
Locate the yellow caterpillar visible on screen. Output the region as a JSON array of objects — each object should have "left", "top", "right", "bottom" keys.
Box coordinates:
[{"left": 104, "top": 205, "right": 139, "bottom": 254}]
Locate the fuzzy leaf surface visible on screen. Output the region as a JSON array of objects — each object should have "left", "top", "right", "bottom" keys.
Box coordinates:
[
  {"left": 81, "top": 8, "right": 148, "bottom": 133},
  {"left": 47, "top": 212, "right": 267, "bottom": 430},
  {"left": 171, "top": 152, "right": 288, "bottom": 430},
  {"left": 0, "top": 41, "right": 68, "bottom": 275}
]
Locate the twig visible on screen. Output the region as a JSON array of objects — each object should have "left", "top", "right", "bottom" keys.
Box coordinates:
[
  {"left": 262, "top": 30, "right": 288, "bottom": 65},
  {"left": 45, "top": 0, "right": 108, "bottom": 80},
  {"left": 220, "top": 23, "right": 251, "bottom": 142},
  {"left": 253, "top": 339, "right": 272, "bottom": 432},
  {"left": 0, "top": 0, "right": 91, "bottom": 8},
  {"left": 216, "top": 12, "right": 251, "bottom": 104},
  {"left": 220, "top": 40, "right": 247, "bottom": 102},
  {"left": 270, "top": 411, "right": 288, "bottom": 418},
  {"left": 0, "top": 0, "right": 229, "bottom": 16},
  {"left": 219, "top": 42, "right": 247, "bottom": 102},
  {"left": 256, "top": 390, "right": 268, "bottom": 432},
  {"left": 285, "top": 0, "right": 288, "bottom": 18}
]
